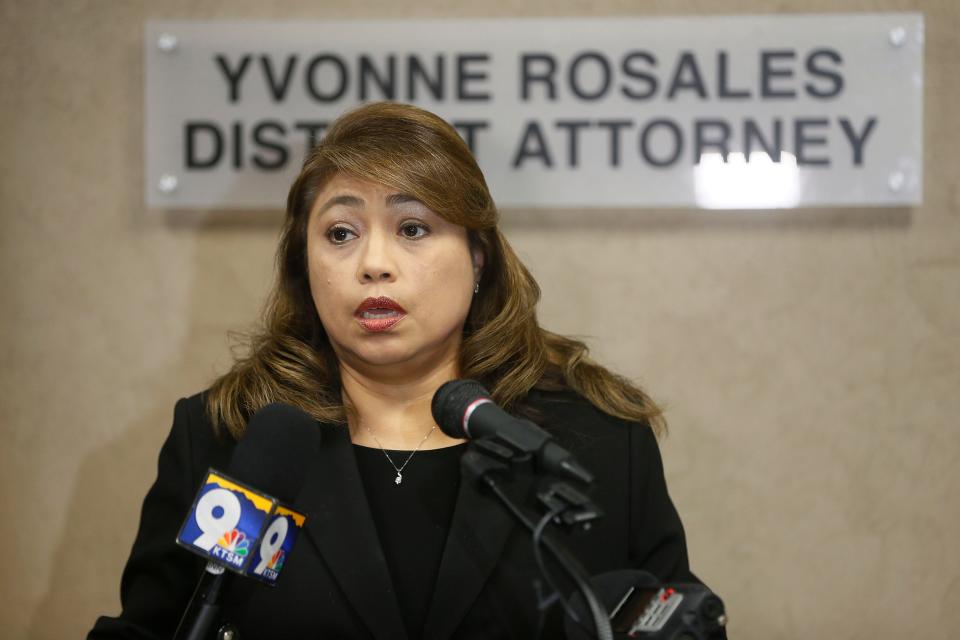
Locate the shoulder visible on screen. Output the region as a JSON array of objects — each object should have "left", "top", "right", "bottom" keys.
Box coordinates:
[
  {"left": 88, "top": 393, "right": 235, "bottom": 637},
  {"left": 523, "top": 388, "right": 659, "bottom": 458},
  {"left": 165, "top": 391, "right": 236, "bottom": 482},
  {"left": 523, "top": 387, "right": 653, "bottom": 434}
]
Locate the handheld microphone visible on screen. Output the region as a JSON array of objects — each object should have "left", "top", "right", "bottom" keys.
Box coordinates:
[
  {"left": 431, "top": 379, "right": 594, "bottom": 484},
  {"left": 176, "top": 402, "right": 317, "bottom": 584},
  {"left": 173, "top": 402, "right": 319, "bottom": 640}
]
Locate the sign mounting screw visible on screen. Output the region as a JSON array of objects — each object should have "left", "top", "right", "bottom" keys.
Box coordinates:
[
  {"left": 158, "top": 174, "right": 179, "bottom": 194},
  {"left": 887, "top": 171, "right": 905, "bottom": 193},
  {"left": 888, "top": 26, "right": 906, "bottom": 48},
  {"left": 157, "top": 33, "right": 179, "bottom": 53}
]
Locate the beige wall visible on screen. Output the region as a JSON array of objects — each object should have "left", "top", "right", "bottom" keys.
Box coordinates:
[{"left": 2, "top": 1, "right": 958, "bottom": 638}]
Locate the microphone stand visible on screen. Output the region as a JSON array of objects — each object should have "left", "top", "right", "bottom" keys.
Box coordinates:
[{"left": 461, "top": 446, "right": 614, "bottom": 640}]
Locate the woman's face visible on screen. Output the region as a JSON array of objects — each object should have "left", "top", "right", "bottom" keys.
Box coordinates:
[{"left": 306, "top": 173, "right": 482, "bottom": 380}]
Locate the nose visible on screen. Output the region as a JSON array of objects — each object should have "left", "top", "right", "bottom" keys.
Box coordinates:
[{"left": 357, "top": 229, "right": 397, "bottom": 284}]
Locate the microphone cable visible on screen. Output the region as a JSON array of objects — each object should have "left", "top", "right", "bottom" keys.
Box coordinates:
[{"left": 481, "top": 476, "right": 613, "bottom": 640}]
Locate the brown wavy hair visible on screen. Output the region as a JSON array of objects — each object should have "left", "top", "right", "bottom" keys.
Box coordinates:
[{"left": 206, "top": 102, "right": 664, "bottom": 439}]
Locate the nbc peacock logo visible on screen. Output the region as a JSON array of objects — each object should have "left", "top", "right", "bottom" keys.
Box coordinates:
[
  {"left": 268, "top": 549, "right": 285, "bottom": 572},
  {"left": 219, "top": 529, "right": 250, "bottom": 554},
  {"left": 210, "top": 528, "right": 250, "bottom": 568}
]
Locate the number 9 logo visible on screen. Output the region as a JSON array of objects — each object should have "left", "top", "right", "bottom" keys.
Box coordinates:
[
  {"left": 192, "top": 488, "right": 241, "bottom": 551},
  {"left": 254, "top": 516, "right": 289, "bottom": 575}
]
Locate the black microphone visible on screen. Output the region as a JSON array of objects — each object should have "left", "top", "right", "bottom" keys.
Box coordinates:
[
  {"left": 228, "top": 402, "right": 320, "bottom": 502},
  {"left": 432, "top": 379, "right": 594, "bottom": 484},
  {"left": 174, "top": 402, "right": 320, "bottom": 640},
  {"left": 565, "top": 570, "right": 727, "bottom": 640}
]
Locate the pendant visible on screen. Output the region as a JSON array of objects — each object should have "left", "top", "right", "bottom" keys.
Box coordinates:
[{"left": 395, "top": 472, "right": 403, "bottom": 485}]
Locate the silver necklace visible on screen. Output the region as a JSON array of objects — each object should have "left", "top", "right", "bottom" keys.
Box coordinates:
[{"left": 363, "top": 424, "right": 437, "bottom": 485}]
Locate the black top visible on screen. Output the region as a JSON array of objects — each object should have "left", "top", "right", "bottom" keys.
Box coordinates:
[
  {"left": 89, "top": 389, "right": 710, "bottom": 639},
  {"left": 353, "top": 443, "right": 466, "bottom": 639}
]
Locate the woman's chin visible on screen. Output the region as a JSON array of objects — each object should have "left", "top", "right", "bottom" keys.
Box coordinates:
[{"left": 340, "top": 342, "right": 459, "bottom": 381}]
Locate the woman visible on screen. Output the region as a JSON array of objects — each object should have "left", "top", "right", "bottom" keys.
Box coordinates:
[{"left": 90, "top": 102, "right": 704, "bottom": 639}]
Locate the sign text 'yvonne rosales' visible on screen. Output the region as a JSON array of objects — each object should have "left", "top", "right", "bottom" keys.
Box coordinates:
[{"left": 145, "top": 15, "right": 923, "bottom": 209}]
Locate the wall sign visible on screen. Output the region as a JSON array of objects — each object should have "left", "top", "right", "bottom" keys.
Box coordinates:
[{"left": 145, "top": 14, "right": 923, "bottom": 210}]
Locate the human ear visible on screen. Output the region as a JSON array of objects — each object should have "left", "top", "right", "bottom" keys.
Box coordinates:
[{"left": 470, "top": 243, "right": 485, "bottom": 283}]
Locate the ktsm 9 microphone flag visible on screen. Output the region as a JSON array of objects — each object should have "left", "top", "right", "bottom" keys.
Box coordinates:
[
  {"left": 176, "top": 471, "right": 304, "bottom": 583},
  {"left": 174, "top": 403, "right": 317, "bottom": 585}
]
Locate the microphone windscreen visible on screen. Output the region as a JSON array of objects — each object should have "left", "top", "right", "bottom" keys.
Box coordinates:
[
  {"left": 227, "top": 402, "right": 320, "bottom": 505},
  {"left": 431, "top": 379, "right": 491, "bottom": 438}
]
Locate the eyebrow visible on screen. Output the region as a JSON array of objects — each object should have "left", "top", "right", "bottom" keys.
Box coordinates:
[
  {"left": 317, "top": 194, "right": 364, "bottom": 215},
  {"left": 316, "top": 192, "right": 425, "bottom": 216},
  {"left": 386, "top": 193, "right": 424, "bottom": 208}
]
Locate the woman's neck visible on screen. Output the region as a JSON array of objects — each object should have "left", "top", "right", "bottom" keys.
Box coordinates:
[{"left": 339, "top": 359, "right": 466, "bottom": 450}]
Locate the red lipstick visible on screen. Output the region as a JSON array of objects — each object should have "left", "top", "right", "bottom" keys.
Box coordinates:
[{"left": 354, "top": 296, "right": 407, "bottom": 333}]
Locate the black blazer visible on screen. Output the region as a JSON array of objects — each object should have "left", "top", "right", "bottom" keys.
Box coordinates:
[{"left": 89, "top": 390, "right": 701, "bottom": 639}]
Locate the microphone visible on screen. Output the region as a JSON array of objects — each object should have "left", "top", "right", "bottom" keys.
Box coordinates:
[
  {"left": 177, "top": 402, "right": 318, "bottom": 582},
  {"left": 564, "top": 570, "right": 727, "bottom": 640},
  {"left": 432, "top": 379, "right": 594, "bottom": 484},
  {"left": 173, "top": 403, "right": 319, "bottom": 639},
  {"left": 227, "top": 402, "right": 319, "bottom": 504}
]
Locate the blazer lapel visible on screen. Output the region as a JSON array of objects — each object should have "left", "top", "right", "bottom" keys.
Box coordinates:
[
  {"left": 298, "top": 422, "right": 408, "bottom": 640},
  {"left": 421, "top": 453, "right": 530, "bottom": 640}
]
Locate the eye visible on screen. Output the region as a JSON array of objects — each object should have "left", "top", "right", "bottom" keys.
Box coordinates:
[
  {"left": 399, "top": 221, "right": 429, "bottom": 239},
  {"left": 326, "top": 225, "right": 357, "bottom": 244}
]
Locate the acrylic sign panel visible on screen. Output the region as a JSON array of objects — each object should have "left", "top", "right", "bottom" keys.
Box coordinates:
[{"left": 145, "top": 14, "right": 923, "bottom": 209}]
